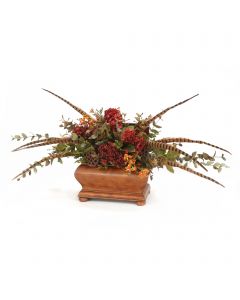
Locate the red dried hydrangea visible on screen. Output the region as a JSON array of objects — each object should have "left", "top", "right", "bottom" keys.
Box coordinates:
[
  {"left": 73, "top": 123, "right": 94, "bottom": 138},
  {"left": 104, "top": 108, "right": 123, "bottom": 130},
  {"left": 134, "top": 136, "right": 146, "bottom": 153},
  {"left": 121, "top": 128, "right": 136, "bottom": 143},
  {"left": 98, "top": 142, "right": 124, "bottom": 167},
  {"left": 73, "top": 124, "right": 88, "bottom": 137},
  {"left": 121, "top": 128, "right": 146, "bottom": 154}
]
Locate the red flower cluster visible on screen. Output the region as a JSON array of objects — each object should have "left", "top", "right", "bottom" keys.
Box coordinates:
[
  {"left": 98, "top": 142, "right": 124, "bottom": 167},
  {"left": 73, "top": 124, "right": 89, "bottom": 137},
  {"left": 121, "top": 128, "right": 136, "bottom": 143},
  {"left": 73, "top": 121, "right": 94, "bottom": 138},
  {"left": 134, "top": 136, "right": 146, "bottom": 153},
  {"left": 121, "top": 128, "right": 146, "bottom": 153},
  {"left": 104, "top": 108, "right": 123, "bottom": 130}
]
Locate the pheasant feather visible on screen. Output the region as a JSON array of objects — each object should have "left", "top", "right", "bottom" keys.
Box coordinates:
[
  {"left": 158, "top": 137, "right": 231, "bottom": 154},
  {"left": 161, "top": 159, "right": 224, "bottom": 187},
  {"left": 42, "top": 88, "right": 95, "bottom": 121},
  {"left": 12, "top": 137, "right": 62, "bottom": 152},
  {"left": 147, "top": 140, "right": 207, "bottom": 171},
  {"left": 12, "top": 153, "right": 74, "bottom": 181},
  {"left": 12, "top": 138, "right": 80, "bottom": 152},
  {"left": 144, "top": 94, "right": 199, "bottom": 126}
]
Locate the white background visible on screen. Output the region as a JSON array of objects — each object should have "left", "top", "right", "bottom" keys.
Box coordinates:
[{"left": 0, "top": 1, "right": 240, "bottom": 299}]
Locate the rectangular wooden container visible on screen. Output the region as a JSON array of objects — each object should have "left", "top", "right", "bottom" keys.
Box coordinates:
[{"left": 74, "top": 165, "right": 150, "bottom": 205}]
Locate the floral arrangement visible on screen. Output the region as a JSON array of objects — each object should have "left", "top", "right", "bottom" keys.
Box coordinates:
[{"left": 12, "top": 89, "right": 230, "bottom": 187}]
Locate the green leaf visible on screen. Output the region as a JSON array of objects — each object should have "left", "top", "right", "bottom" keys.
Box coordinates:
[
  {"left": 221, "top": 154, "right": 226, "bottom": 161},
  {"left": 79, "top": 142, "right": 87, "bottom": 149},
  {"left": 155, "top": 149, "right": 166, "bottom": 156},
  {"left": 213, "top": 162, "right": 221, "bottom": 169},
  {"left": 15, "top": 135, "right": 21, "bottom": 141},
  {"left": 202, "top": 152, "right": 214, "bottom": 160},
  {"left": 58, "top": 157, "right": 63, "bottom": 164},
  {"left": 221, "top": 163, "right": 229, "bottom": 168},
  {"left": 166, "top": 151, "right": 179, "bottom": 161},
  {"left": 88, "top": 133, "right": 98, "bottom": 139},
  {"left": 45, "top": 160, "right": 50, "bottom": 166},
  {"left": 152, "top": 121, "right": 161, "bottom": 128},
  {"left": 75, "top": 144, "right": 83, "bottom": 152},
  {"left": 71, "top": 133, "right": 78, "bottom": 141},
  {"left": 192, "top": 151, "right": 197, "bottom": 158},
  {"left": 150, "top": 129, "right": 159, "bottom": 134},
  {"left": 126, "top": 145, "right": 135, "bottom": 153},
  {"left": 22, "top": 133, "right": 27, "bottom": 140},
  {"left": 56, "top": 143, "right": 67, "bottom": 152},
  {"left": 166, "top": 165, "right": 174, "bottom": 173},
  {"left": 114, "top": 140, "right": 123, "bottom": 149}
]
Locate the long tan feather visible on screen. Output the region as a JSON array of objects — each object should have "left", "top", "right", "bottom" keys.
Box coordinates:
[
  {"left": 147, "top": 141, "right": 207, "bottom": 171},
  {"left": 144, "top": 94, "right": 199, "bottom": 126},
  {"left": 162, "top": 159, "right": 224, "bottom": 187},
  {"left": 158, "top": 137, "right": 231, "bottom": 154},
  {"left": 12, "top": 153, "right": 74, "bottom": 181},
  {"left": 13, "top": 138, "right": 79, "bottom": 151},
  {"left": 42, "top": 88, "right": 95, "bottom": 121},
  {"left": 12, "top": 137, "right": 63, "bottom": 152}
]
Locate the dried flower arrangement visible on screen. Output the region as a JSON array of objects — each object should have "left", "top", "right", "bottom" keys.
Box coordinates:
[{"left": 12, "top": 89, "right": 230, "bottom": 187}]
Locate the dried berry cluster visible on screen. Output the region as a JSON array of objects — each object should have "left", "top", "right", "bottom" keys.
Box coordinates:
[
  {"left": 98, "top": 142, "right": 124, "bottom": 167},
  {"left": 104, "top": 108, "right": 123, "bottom": 130}
]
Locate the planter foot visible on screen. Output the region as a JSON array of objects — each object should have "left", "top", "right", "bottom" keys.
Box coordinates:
[
  {"left": 136, "top": 200, "right": 145, "bottom": 206},
  {"left": 77, "top": 184, "right": 150, "bottom": 205},
  {"left": 79, "top": 197, "right": 89, "bottom": 202}
]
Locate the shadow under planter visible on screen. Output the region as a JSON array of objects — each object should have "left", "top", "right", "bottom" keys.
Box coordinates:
[{"left": 74, "top": 165, "right": 150, "bottom": 205}]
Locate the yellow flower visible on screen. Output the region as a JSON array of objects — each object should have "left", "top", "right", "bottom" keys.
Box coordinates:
[
  {"left": 138, "top": 169, "right": 150, "bottom": 177},
  {"left": 124, "top": 154, "right": 134, "bottom": 162},
  {"left": 125, "top": 156, "right": 137, "bottom": 173},
  {"left": 131, "top": 165, "right": 137, "bottom": 172},
  {"left": 79, "top": 116, "right": 95, "bottom": 126}
]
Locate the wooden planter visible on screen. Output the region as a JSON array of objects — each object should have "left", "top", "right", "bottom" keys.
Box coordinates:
[{"left": 74, "top": 165, "right": 150, "bottom": 205}]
